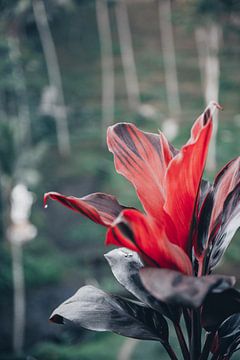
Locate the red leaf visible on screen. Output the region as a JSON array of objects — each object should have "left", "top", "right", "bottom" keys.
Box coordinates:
[
  {"left": 106, "top": 209, "right": 192, "bottom": 274},
  {"left": 107, "top": 123, "right": 175, "bottom": 224},
  {"left": 44, "top": 192, "right": 126, "bottom": 226},
  {"left": 163, "top": 102, "right": 219, "bottom": 251}
]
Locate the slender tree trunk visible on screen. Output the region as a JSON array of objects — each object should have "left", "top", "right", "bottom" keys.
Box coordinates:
[
  {"left": 32, "top": 0, "right": 71, "bottom": 157},
  {"left": 115, "top": 0, "right": 140, "bottom": 111},
  {"left": 158, "top": 0, "right": 181, "bottom": 120},
  {"left": 0, "top": 176, "right": 11, "bottom": 243},
  {"left": 96, "top": 0, "right": 115, "bottom": 144},
  {"left": 7, "top": 35, "right": 31, "bottom": 149},
  {"left": 195, "top": 22, "right": 221, "bottom": 171},
  {"left": 0, "top": 94, "right": 9, "bottom": 240},
  {"left": 11, "top": 241, "right": 25, "bottom": 355}
]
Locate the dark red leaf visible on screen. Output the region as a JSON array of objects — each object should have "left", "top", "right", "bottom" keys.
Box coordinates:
[
  {"left": 194, "top": 187, "right": 214, "bottom": 257},
  {"left": 210, "top": 157, "right": 240, "bottom": 232},
  {"left": 194, "top": 158, "right": 240, "bottom": 266},
  {"left": 207, "top": 182, "right": 240, "bottom": 272},
  {"left": 215, "top": 314, "right": 240, "bottom": 358},
  {"left": 140, "top": 268, "right": 235, "bottom": 308},
  {"left": 44, "top": 191, "right": 126, "bottom": 226},
  {"left": 202, "top": 288, "right": 240, "bottom": 331}
]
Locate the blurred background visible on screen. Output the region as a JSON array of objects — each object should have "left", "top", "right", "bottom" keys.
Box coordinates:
[{"left": 0, "top": 0, "right": 240, "bottom": 359}]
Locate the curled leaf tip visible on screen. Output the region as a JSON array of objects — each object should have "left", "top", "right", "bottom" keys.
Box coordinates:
[
  {"left": 43, "top": 192, "right": 51, "bottom": 208},
  {"left": 208, "top": 101, "right": 223, "bottom": 111},
  {"left": 213, "top": 101, "right": 223, "bottom": 111}
]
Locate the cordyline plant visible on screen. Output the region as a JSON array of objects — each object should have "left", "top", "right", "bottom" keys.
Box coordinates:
[{"left": 45, "top": 102, "right": 240, "bottom": 360}]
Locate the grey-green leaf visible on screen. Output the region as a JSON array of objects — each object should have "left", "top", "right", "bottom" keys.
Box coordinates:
[
  {"left": 50, "top": 285, "right": 169, "bottom": 342},
  {"left": 104, "top": 248, "right": 180, "bottom": 321}
]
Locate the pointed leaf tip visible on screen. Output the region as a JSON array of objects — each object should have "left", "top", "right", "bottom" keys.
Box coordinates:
[
  {"left": 43, "top": 192, "right": 50, "bottom": 208},
  {"left": 201, "top": 101, "right": 222, "bottom": 127},
  {"left": 210, "top": 101, "right": 223, "bottom": 111},
  {"left": 206, "top": 101, "right": 223, "bottom": 112},
  {"left": 49, "top": 313, "right": 64, "bottom": 324}
]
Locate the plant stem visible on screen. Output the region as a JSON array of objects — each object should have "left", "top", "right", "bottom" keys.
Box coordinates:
[
  {"left": 199, "top": 332, "right": 216, "bottom": 360},
  {"left": 190, "top": 309, "right": 201, "bottom": 360},
  {"left": 174, "top": 322, "right": 190, "bottom": 360},
  {"left": 211, "top": 353, "right": 230, "bottom": 360},
  {"left": 183, "top": 308, "right": 191, "bottom": 345},
  {"left": 211, "top": 353, "right": 221, "bottom": 360},
  {"left": 163, "top": 341, "right": 179, "bottom": 360}
]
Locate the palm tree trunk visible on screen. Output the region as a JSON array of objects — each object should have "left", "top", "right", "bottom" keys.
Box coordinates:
[
  {"left": 195, "top": 22, "right": 221, "bottom": 171},
  {"left": 158, "top": 0, "right": 181, "bottom": 120},
  {"left": 115, "top": 0, "right": 140, "bottom": 111},
  {"left": 32, "top": 0, "right": 71, "bottom": 157},
  {"left": 96, "top": 0, "right": 115, "bottom": 145}
]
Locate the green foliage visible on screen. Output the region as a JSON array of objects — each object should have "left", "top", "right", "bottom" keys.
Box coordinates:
[
  {"left": 0, "top": 242, "right": 13, "bottom": 295},
  {"left": 196, "top": 0, "right": 240, "bottom": 16},
  {"left": 32, "top": 334, "right": 123, "bottom": 360},
  {"left": 23, "top": 238, "right": 65, "bottom": 287},
  {"left": 0, "top": 238, "right": 65, "bottom": 296}
]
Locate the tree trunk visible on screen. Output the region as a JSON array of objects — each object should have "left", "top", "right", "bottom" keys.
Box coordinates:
[
  {"left": 158, "top": 0, "right": 181, "bottom": 120},
  {"left": 96, "top": 0, "right": 115, "bottom": 145},
  {"left": 195, "top": 22, "right": 221, "bottom": 172},
  {"left": 7, "top": 35, "right": 31, "bottom": 150},
  {"left": 115, "top": 0, "right": 140, "bottom": 111},
  {"left": 32, "top": 0, "right": 71, "bottom": 157},
  {"left": 11, "top": 241, "right": 25, "bottom": 354}
]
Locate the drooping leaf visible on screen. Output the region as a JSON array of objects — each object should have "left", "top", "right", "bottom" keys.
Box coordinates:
[
  {"left": 140, "top": 268, "right": 235, "bottom": 308},
  {"left": 105, "top": 248, "right": 180, "bottom": 321},
  {"left": 44, "top": 192, "right": 127, "bottom": 226},
  {"left": 201, "top": 288, "right": 240, "bottom": 331},
  {"left": 50, "top": 285, "right": 169, "bottom": 342},
  {"left": 214, "top": 314, "right": 240, "bottom": 358},
  {"left": 207, "top": 182, "right": 240, "bottom": 272}
]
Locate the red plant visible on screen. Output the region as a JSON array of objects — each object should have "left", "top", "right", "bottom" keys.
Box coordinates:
[
  {"left": 44, "top": 102, "right": 238, "bottom": 276},
  {"left": 46, "top": 103, "right": 240, "bottom": 360}
]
